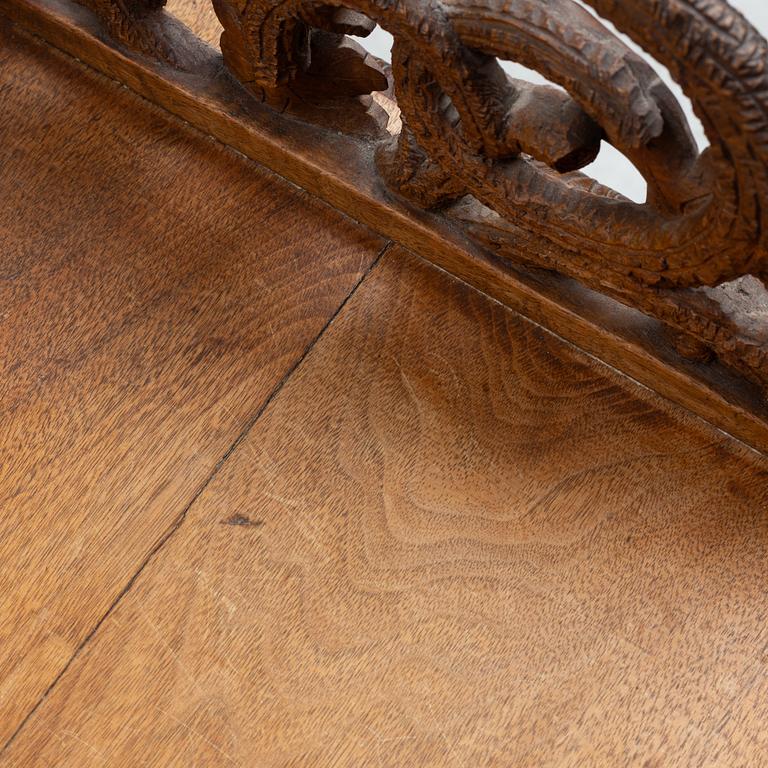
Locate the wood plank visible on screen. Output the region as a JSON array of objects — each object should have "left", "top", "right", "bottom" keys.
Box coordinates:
[
  {"left": 4, "top": 0, "right": 768, "bottom": 460},
  {"left": 5, "top": 247, "right": 767, "bottom": 766},
  {"left": 0, "top": 23, "right": 385, "bottom": 746}
]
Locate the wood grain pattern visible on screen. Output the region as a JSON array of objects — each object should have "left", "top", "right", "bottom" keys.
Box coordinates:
[
  {"left": 0, "top": 23, "right": 385, "bottom": 746},
  {"left": 5, "top": 248, "right": 767, "bottom": 767},
  {"left": 4, "top": 0, "right": 768, "bottom": 462}
]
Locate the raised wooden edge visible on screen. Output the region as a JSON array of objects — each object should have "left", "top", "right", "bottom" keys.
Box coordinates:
[{"left": 3, "top": 0, "right": 768, "bottom": 456}]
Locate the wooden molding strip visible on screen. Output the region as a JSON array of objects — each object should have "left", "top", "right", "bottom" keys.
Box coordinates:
[{"left": 3, "top": 0, "right": 768, "bottom": 455}]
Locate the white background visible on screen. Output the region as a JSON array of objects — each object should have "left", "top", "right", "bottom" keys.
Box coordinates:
[{"left": 355, "top": 0, "right": 768, "bottom": 202}]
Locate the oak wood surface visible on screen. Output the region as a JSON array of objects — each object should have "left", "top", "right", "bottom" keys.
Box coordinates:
[
  {"left": 5, "top": 0, "right": 768, "bottom": 460},
  {"left": 0, "top": 22, "right": 385, "bottom": 746},
  {"left": 4, "top": 248, "right": 767, "bottom": 767}
]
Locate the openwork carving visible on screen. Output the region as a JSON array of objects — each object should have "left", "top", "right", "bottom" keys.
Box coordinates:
[{"left": 75, "top": 0, "right": 768, "bottom": 383}]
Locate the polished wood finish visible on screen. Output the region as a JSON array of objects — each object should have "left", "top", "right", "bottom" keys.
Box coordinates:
[
  {"left": 3, "top": 248, "right": 767, "bottom": 766},
  {"left": 3, "top": 0, "right": 768, "bottom": 461},
  {"left": 0, "top": 23, "right": 385, "bottom": 746}
]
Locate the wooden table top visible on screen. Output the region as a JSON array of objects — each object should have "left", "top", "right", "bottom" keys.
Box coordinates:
[{"left": 2, "top": 17, "right": 767, "bottom": 767}]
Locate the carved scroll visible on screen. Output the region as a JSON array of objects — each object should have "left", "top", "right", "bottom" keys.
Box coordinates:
[{"left": 73, "top": 0, "right": 768, "bottom": 385}]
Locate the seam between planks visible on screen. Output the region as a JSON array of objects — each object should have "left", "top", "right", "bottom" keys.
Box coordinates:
[{"left": 0, "top": 241, "right": 393, "bottom": 759}]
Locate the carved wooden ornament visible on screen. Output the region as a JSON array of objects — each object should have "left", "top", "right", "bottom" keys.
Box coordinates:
[{"left": 67, "top": 0, "right": 768, "bottom": 383}]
